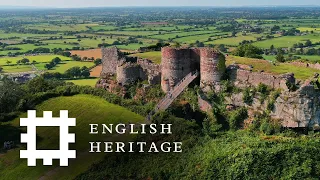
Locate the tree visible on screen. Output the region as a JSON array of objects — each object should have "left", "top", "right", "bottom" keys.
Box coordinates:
[
  {"left": 0, "top": 80, "right": 25, "bottom": 114},
  {"left": 218, "top": 44, "right": 227, "bottom": 52},
  {"left": 21, "top": 58, "right": 30, "bottom": 64},
  {"left": 276, "top": 49, "right": 285, "bottom": 62},
  {"left": 52, "top": 57, "right": 61, "bottom": 64},
  {"left": 232, "top": 44, "right": 263, "bottom": 59},
  {"left": 270, "top": 45, "right": 275, "bottom": 52},
  {"left": 305, "top": 40, "right": 312, "bottom": 47},
  {"left": 65, "top": 66, "right": 81, "bottom": 78},
  {"left": 81, "top": 66, "right": 90, "bottom": 78},
  {"left": 94, "top": 58, "right": 102, "bottom": 66},
  {"left": 45, "top": 63, "right": 52, "bottom": 70},
  {"left": 6, "top": 60, "right": 11, "bottom": 66},
  {"left": 16, "top": 60, "right": 21, "bottom": 65}
]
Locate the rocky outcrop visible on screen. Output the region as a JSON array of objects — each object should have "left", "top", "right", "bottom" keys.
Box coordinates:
[{"left": 272, "top": 84, "right": 320, "bottom": 128}]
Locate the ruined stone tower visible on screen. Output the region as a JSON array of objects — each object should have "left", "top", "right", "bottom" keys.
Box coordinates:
[
  {"left": 199, "top": 48, "right": 226, "bottom": 92},
  {"left": 161, "top": 47, "right": 225, "bottom": 92},
  {"left": 100, "top": 47, "right": 125, "bottom": 76}
]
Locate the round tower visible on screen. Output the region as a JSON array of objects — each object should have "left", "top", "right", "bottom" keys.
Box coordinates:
[
  {"left": 161, "top": 47, "right": 192, "bottom": 92},
  {"left": 199, "top": 48, "right": 226, "bottom": 92}
]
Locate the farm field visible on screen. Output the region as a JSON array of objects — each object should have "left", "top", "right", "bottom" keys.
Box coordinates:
[
  {"left": 175, "top": 33, "right": 228, "bottom": 44},
  {"left": 70, "top": 49, "right": 102, "bottom": 59},
  {"left": 212, "top": 34, "right": 261, "bottom": 46},
  {"left": 264, "top": 55, "right": 320, "bottom": 62},
  {"left": 66, "top": 78, "right": 99, "bottom": 87},
  {"left": 0, "top": 95, "right": 144, "bottom": 179},
  {"left": 90, "top": 65, "right": 102, "bottom": 77},
  {"left": 0, "top": 55, "right": 72, "bottom": 65},
  {"left": 148, "top": 31, "right": 215, "bottom": 40},
  {"left": 23, "top": 23, "right": 99, "bottom": 31},
  {"left": 129, "top": 51, "right": 162, "bottom": 64},
  {"left": 253, "top": 34, "right": 320, "bottom": 48},
  {"left": 43, "top": 61, "right": 94, "bottom": 73},
  {"left": 1, "top": 65, "right": 33, "bottom": 73}
]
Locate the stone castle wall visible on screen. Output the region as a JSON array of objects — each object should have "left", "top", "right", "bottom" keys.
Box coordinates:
[
  {"left": 101, "top": 47, "right": 125, "bottom": 76},
  {"left": 137, "top": 59, "right": 161, "bottom": 85},
  {"left": 228, "top": 65, "right": 295, "bottom": 91},
  {"left": 116, "top": 63, "right": 145, "bottom": 85},
  {"left": 116, "top": 59, "right": 161, "bottom": 85},
  {"left": 200, "top": 48, "right": 225, "bottom": 92},
  {"left": 161, "top": 47, "right": 193, "bottom": 91},
  {"left": 161, "top": 47, "right": 224, "bottom": 92}
]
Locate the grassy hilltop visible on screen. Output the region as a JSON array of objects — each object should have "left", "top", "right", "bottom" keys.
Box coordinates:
[{"left": 0, "top": 94, "right": 144, "bottom": 180}]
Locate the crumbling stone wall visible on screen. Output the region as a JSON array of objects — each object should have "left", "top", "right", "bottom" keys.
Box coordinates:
[
  {"left": 100, "top": 47, "right": 161, "bottom": 86},
  {"left": 228, "top": 65, "right": 295, "bottom": 91},
  {"left": 291, "top": 61, "right": 320, "bottom": 70},
  {"left": 116, "top": 63, "right": 146, "bottom": 85},
  {"left": 138, "top": 59, "right": 161, "bottom": 85},
  {"left": 101, "top": 47, "right": 125, "bottom": 76}
]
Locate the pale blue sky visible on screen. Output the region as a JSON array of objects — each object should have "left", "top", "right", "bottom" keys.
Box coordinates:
[{"left": 0, "top": 0, "right": 319, "bottom": 8}]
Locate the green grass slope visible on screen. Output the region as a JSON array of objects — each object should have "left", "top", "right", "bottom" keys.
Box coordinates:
[{"left": 0, "top": 94, "right": 144, "bottom": 180}]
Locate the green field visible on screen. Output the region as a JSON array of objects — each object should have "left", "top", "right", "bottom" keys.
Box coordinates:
[
  {"left": 253, "top": 34, "right": 320, "bottom": 48},
  {"left": 23, "top": 23, "right": 99, "bottom": 31},
  {"left": 129, "top": 51, "right": 162, "bottom": 64},
  {"left": 227, "top": 56, "right": 320, "bottom": 80},
  {"left": 0, "top": 55, "right": 72, "bottom": 65},
  {"left": 1, "top": 65, "right": 33, "bottom": 73},
  {"left": 212, "top": 34, "right": 261, "bottom": 46},
  {"left": 66, "top": 78, "right": 99, "bottom": 87},
  {"left": 0, "top": 95, "right": 144, "bottom": 180},
  {"left": 35, "top": 61, "right": 94, "bottom": 73},
  {"left": 264, "top": 55, "right": 320, "bottom": 62}
]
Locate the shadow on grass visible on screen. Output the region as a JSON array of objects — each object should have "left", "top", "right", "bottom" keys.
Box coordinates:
[{"left": 0, "top": 124, "right": 23, "bottom": 153}]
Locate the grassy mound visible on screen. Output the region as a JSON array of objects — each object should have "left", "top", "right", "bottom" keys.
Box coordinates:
[
  {"left": 227, "top": 56, "right": 320, "bottom": 80},
  {"left": 0, "top": 94, "right": 144, "bottom": 180},
  {"left": 129, "top": 51, "right": 162, "bottom": 64}
]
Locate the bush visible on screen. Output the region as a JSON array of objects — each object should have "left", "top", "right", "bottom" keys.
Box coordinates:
[
  {"left": 243, "top": 87, "right": 255, "bottom": 105},
  {"left": 228, "top": 107, "right": 248, "bottom": 130}
]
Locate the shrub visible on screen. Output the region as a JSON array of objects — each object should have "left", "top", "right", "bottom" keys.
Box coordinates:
[{"left": 228, "top": 107, "right": 248, "bottom": 130}]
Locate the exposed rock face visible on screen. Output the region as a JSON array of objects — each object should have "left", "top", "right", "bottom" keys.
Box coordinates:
[{"left": 272, "top": 85, "right": 320, "bottom": 128}]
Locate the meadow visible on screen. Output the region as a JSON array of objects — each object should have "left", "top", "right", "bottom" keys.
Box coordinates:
[
  {"left": 0, "top": 55, "right": 72, "bottom": 65},
  {"left": 0, "top": 94, "right": 144, "bottom": 179},
  {"left": 35, "top": 61, "right": 95, "bottom": 73},
  {"left": 66, "top": 78, "right": 99, "bottom": 87},
  {"left": 129, "top": 51, "right": 162, "bottom": 64},
  {"left": 253, "top": 34, "right": 320, "bottom": 48},
  {"left": 227, "top": 56, "right": 319, "bottom": 80}
]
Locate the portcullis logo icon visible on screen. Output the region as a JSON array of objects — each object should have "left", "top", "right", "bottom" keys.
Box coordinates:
[{"left": 20, "top": 110, "right": 76, "bottom": 167}]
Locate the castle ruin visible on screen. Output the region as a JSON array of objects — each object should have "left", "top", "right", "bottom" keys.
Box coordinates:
[{"left": 98, "top": 46, "right": 320, "bottom": 129}]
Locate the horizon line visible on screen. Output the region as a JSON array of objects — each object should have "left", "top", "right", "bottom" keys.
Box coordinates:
[{"left": 1, "top": 5, "right": 320, "bottom": 9}]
